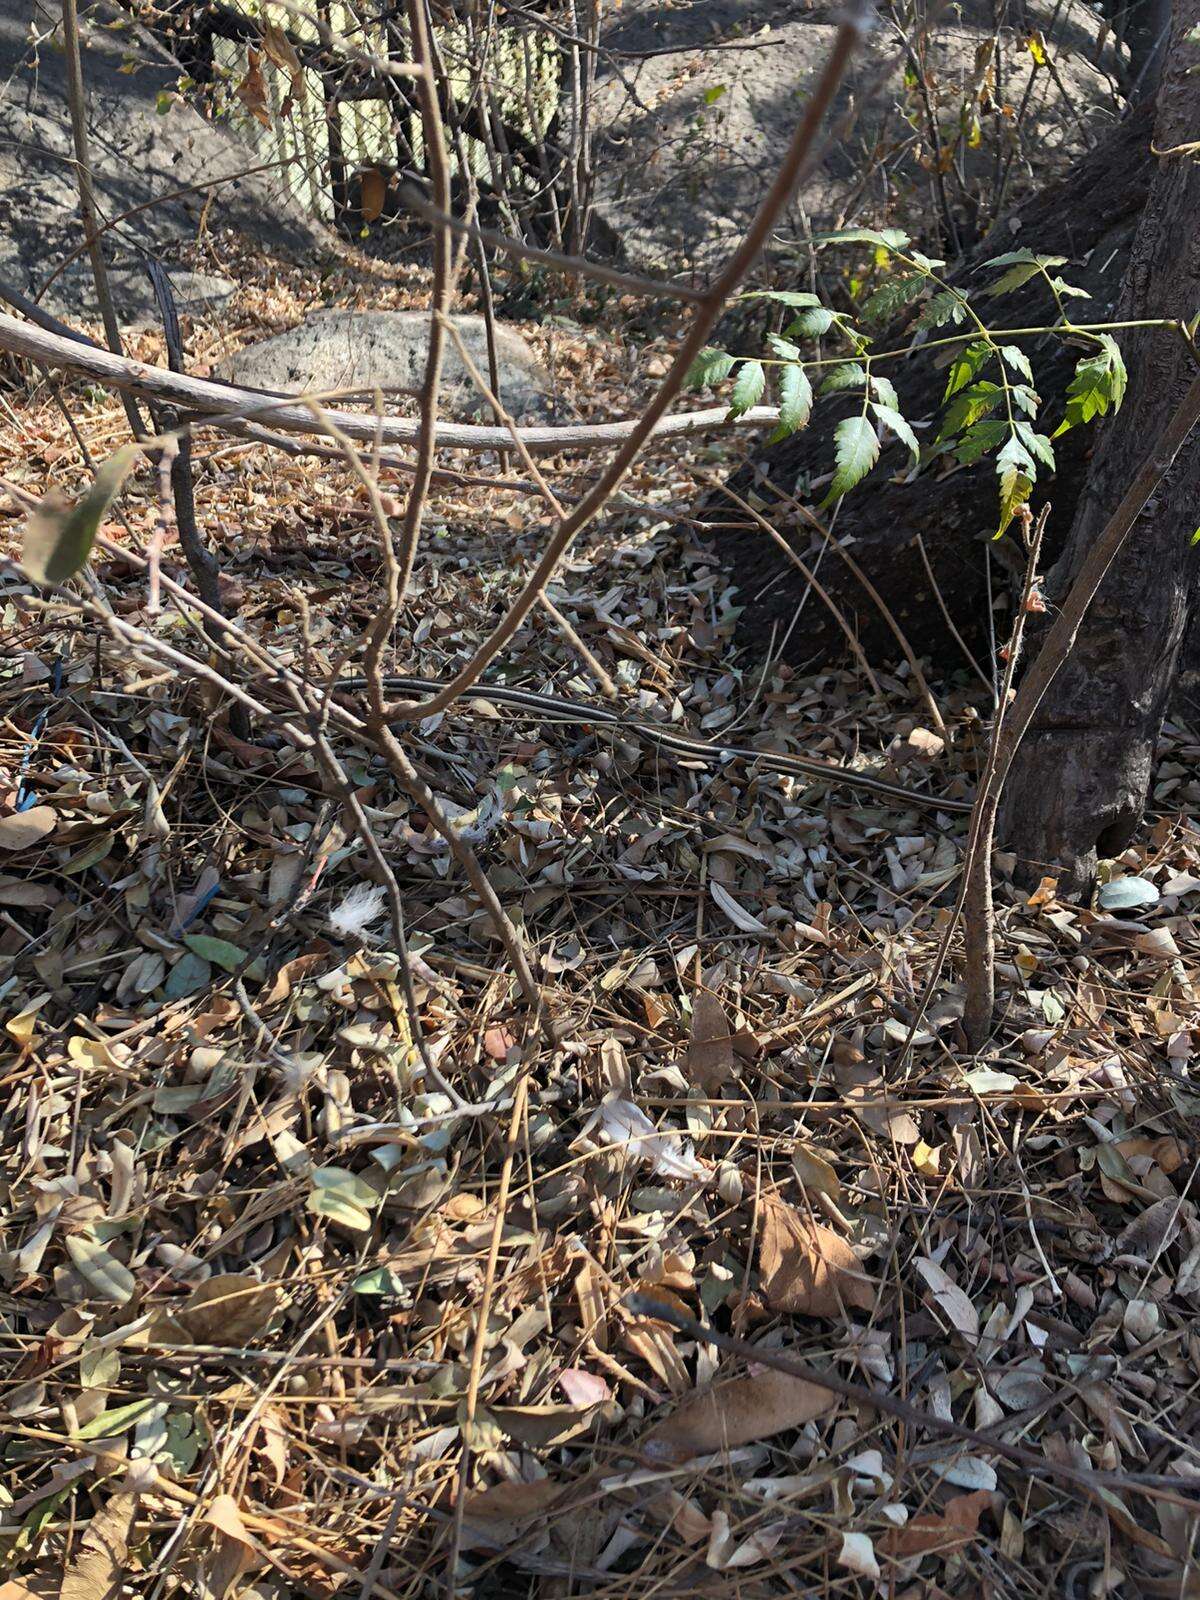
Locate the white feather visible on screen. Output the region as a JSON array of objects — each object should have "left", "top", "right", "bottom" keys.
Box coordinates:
[{"left": 327, "top": 883, "right": 388, "bottom": 942}]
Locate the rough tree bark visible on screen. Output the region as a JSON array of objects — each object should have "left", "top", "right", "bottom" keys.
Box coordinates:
[
  {"left": 998, "top": 0, "right": 1200, "bottom": 889},
  {"left": 709, "top": 105, "right": 1154, "bottom": 673}
]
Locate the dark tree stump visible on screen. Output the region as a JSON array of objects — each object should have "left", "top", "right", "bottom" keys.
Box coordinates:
[{"left": 999, "top": 0, "right": 1200, "bottom": 888}]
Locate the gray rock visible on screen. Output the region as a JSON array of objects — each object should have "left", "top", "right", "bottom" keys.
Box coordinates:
[
  {"left": 0, "top": 4, "right": 322, "bottom": 327},
  {"left": 218, "top": 310, "right": 557, "bottom": 421},
  {"left": 588, "top": 0, "right": 1126, "bottom": 272}
]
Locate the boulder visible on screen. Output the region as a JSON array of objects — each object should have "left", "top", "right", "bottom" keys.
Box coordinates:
[
  {"left": 0, "top": 2, "right": 322, "bottom": 327},
  {"left": 218, "top": 310, "right": 557, "bottom": 420}
]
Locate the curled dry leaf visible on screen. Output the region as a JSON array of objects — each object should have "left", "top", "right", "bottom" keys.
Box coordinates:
[
  {"left": 914, "top": 1256, "right": 979, "bottom": 1342},
  {"left": 837, "top": 1530, "right": 881, "bottom": 1581},
  {"left": 459, "top": 1477, "right": 570, "bottom": 1553},
  {"left": 643, "top": 1365, "right": 836, "bottom": 1463},
  {"left": 60, "top": 1493, "right": 135, "bottom": 1600},
  {"left": 202, "top": 1493, "right": 264, "bottom": 1599},
  {"left": 758, "top": 1194, "right": 876, "bottom": 1319}
]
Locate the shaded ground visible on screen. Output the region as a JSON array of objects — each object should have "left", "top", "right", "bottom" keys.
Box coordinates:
[
  {"left": 3, "top": 236, "right": 1200, "bottom": 1597},
  {"left": 0, "top": 1, "right": 320, "bottom": 325},
  {"left": 590, "top": 0, "right": 1127, "bottom": 271}
]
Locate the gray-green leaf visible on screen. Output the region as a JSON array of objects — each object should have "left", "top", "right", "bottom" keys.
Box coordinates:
[
  {"left": 22, "top": 444, "right": 142, "bottom": 584},
  {"left": 727, "top": 359, "right": 766, "bottom": 418},
  {"left": 823, "top": 415, "right": 880, "bottom": 505},
  {"left": 872, "top": 402, "right": 920, "bottom": 464},
  {"left": 769, "top": 363, "right": 813, "bottom": 443}
]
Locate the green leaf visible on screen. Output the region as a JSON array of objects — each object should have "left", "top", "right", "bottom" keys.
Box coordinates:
[
  {"left": 1016, "top": 421, "right": 1056, "bottom": 471},
  {"left": 308, "top": 1165, "right": 380, "bottom": 1231},
  {"left": 978, "top": 248, "right": 1038, "bottom": 269},
  {"left": 21, "top": 444, "right": 142, "bottom": 584},
  {"left": 1053, "top": 335, "right": 1126, "bottom": 437},
  {"left": 810, "top": 226, "right": 911, "bottom": 251},
  {"left": 769, "top": 363, "right": 813, "bottom": 443},
  {"left": 996, "top": 434, "right": 1036, "bottom": 536},
  {"left": 954, "top": 418, "right": 1009, "bottom": 464},
  {"left": 686, "top": 347, "right": 735, "bottom": 390},
  {"left": 939, "top": 380, "right": 1002, "bottom": 441},
  {"left": 917, "top": 289, "right": 969, "bottom": 330},
  {"left": 1099, "top": 333, "right": 1128, "bottom": 410},
  {"left": 822, "top": 414, "right": 880, "bottom": 505},
  {"left": 703, "top": 83, "right": 727, "bottom": 104},
  {"left": 75, "top": 1395, "right": 164, "bottom": 1440},
  {"left": 765, "top": 333, "right": 803, "bottom": 360},
  {"left": 999, "top": 344, "right": 1034, "bottom": 381},
  {"left": 869, "top": 373, "right": 900, "bottom": 408},
  {"left": 872, "top": 402, "right": 920, "bottom": 463},
  {"left": 785, "top": 306, "right": 836, "bottom": 339},
  {"left": 985, "top": 259, "right": 1043, "bottom": 297},
  {"left": 727, "top": 359, "right": 766, "bottom": 418},
  {"left": 353, "top": 1265, "right": 406, "bottom": 1296},
  {"left": 183, "top": 934, "right": 246, "bottom": 973},
  {"left": 739, "top": 289, "right": 822, "bottom": 308},
  {"left": 859, "top": 271, "right": 928, "bottom": 324},
  {"left": 820, "top": 361, "right": 867, "bottom": 394},
  {"left": 944, "top": 340, "right": 991, "bottom": 400},
  {"left": 1048, "top": 276, "right": 1090, "bottom": 300}
]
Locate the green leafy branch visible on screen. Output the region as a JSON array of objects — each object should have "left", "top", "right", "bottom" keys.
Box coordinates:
[{"left": 685, "top": 228, "right": 1172, "bottom": 533}]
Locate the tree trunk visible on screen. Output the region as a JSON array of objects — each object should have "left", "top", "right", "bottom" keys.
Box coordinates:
[
  {"left": 709, "top": 105, "right": 1154, "bottom": 675},
  {"left": 998, "top": 0, "right": 1200, "bottom": 890}
]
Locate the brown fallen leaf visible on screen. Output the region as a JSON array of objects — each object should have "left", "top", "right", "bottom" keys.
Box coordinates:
[
  {"left": 687, "top": 992, "right": 734, "bottom": 1094},
  {"left": 358, "top": 166, "right": 388, "bottom": 223},
  {"left": 758, "top": 1194, "right": 876, "bottom": 1318},
  {"left": 491, "top": 1401, "right": 604, "bottom": 1448},
  {"left": 60, "top": 1493, "right": 135, "bottom": 1600},
  {"left": 235, "top": 48, "right": 271, "bottom": 128},
  {"left": 203, "top": 1493, "right": 265, "bottom": 1599},
  {"left": 166, "top": 1273, "right": 279, "bottom": 1346},
  {"left": 882, "top": 1488, "right": 992, "bottom": 1558},
  {"left": 459, "top": 1477, "right": 570, "bottom": 1552},
  {"left": 0, "top": 806, "right": 56, "bottom": 851},
  {"left": 644, "top": 1366, "right": 837, "bottom": 1463}
]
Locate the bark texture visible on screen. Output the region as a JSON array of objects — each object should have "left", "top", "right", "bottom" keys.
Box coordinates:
[
  {"left": 999, "top": 0, "right": 1200, "bottom": 887},
  {"left": 710, "top": 104, "right": 1153, "bottom": 673}
]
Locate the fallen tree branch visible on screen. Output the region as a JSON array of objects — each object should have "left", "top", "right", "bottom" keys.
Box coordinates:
[{"left": 0, "top": 311, "right": 780, "bottom": 453}]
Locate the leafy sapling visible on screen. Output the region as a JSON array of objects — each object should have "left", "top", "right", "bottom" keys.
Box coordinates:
[{"left": 686, "top": 230, "right": 1139, "bottom": 535}]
